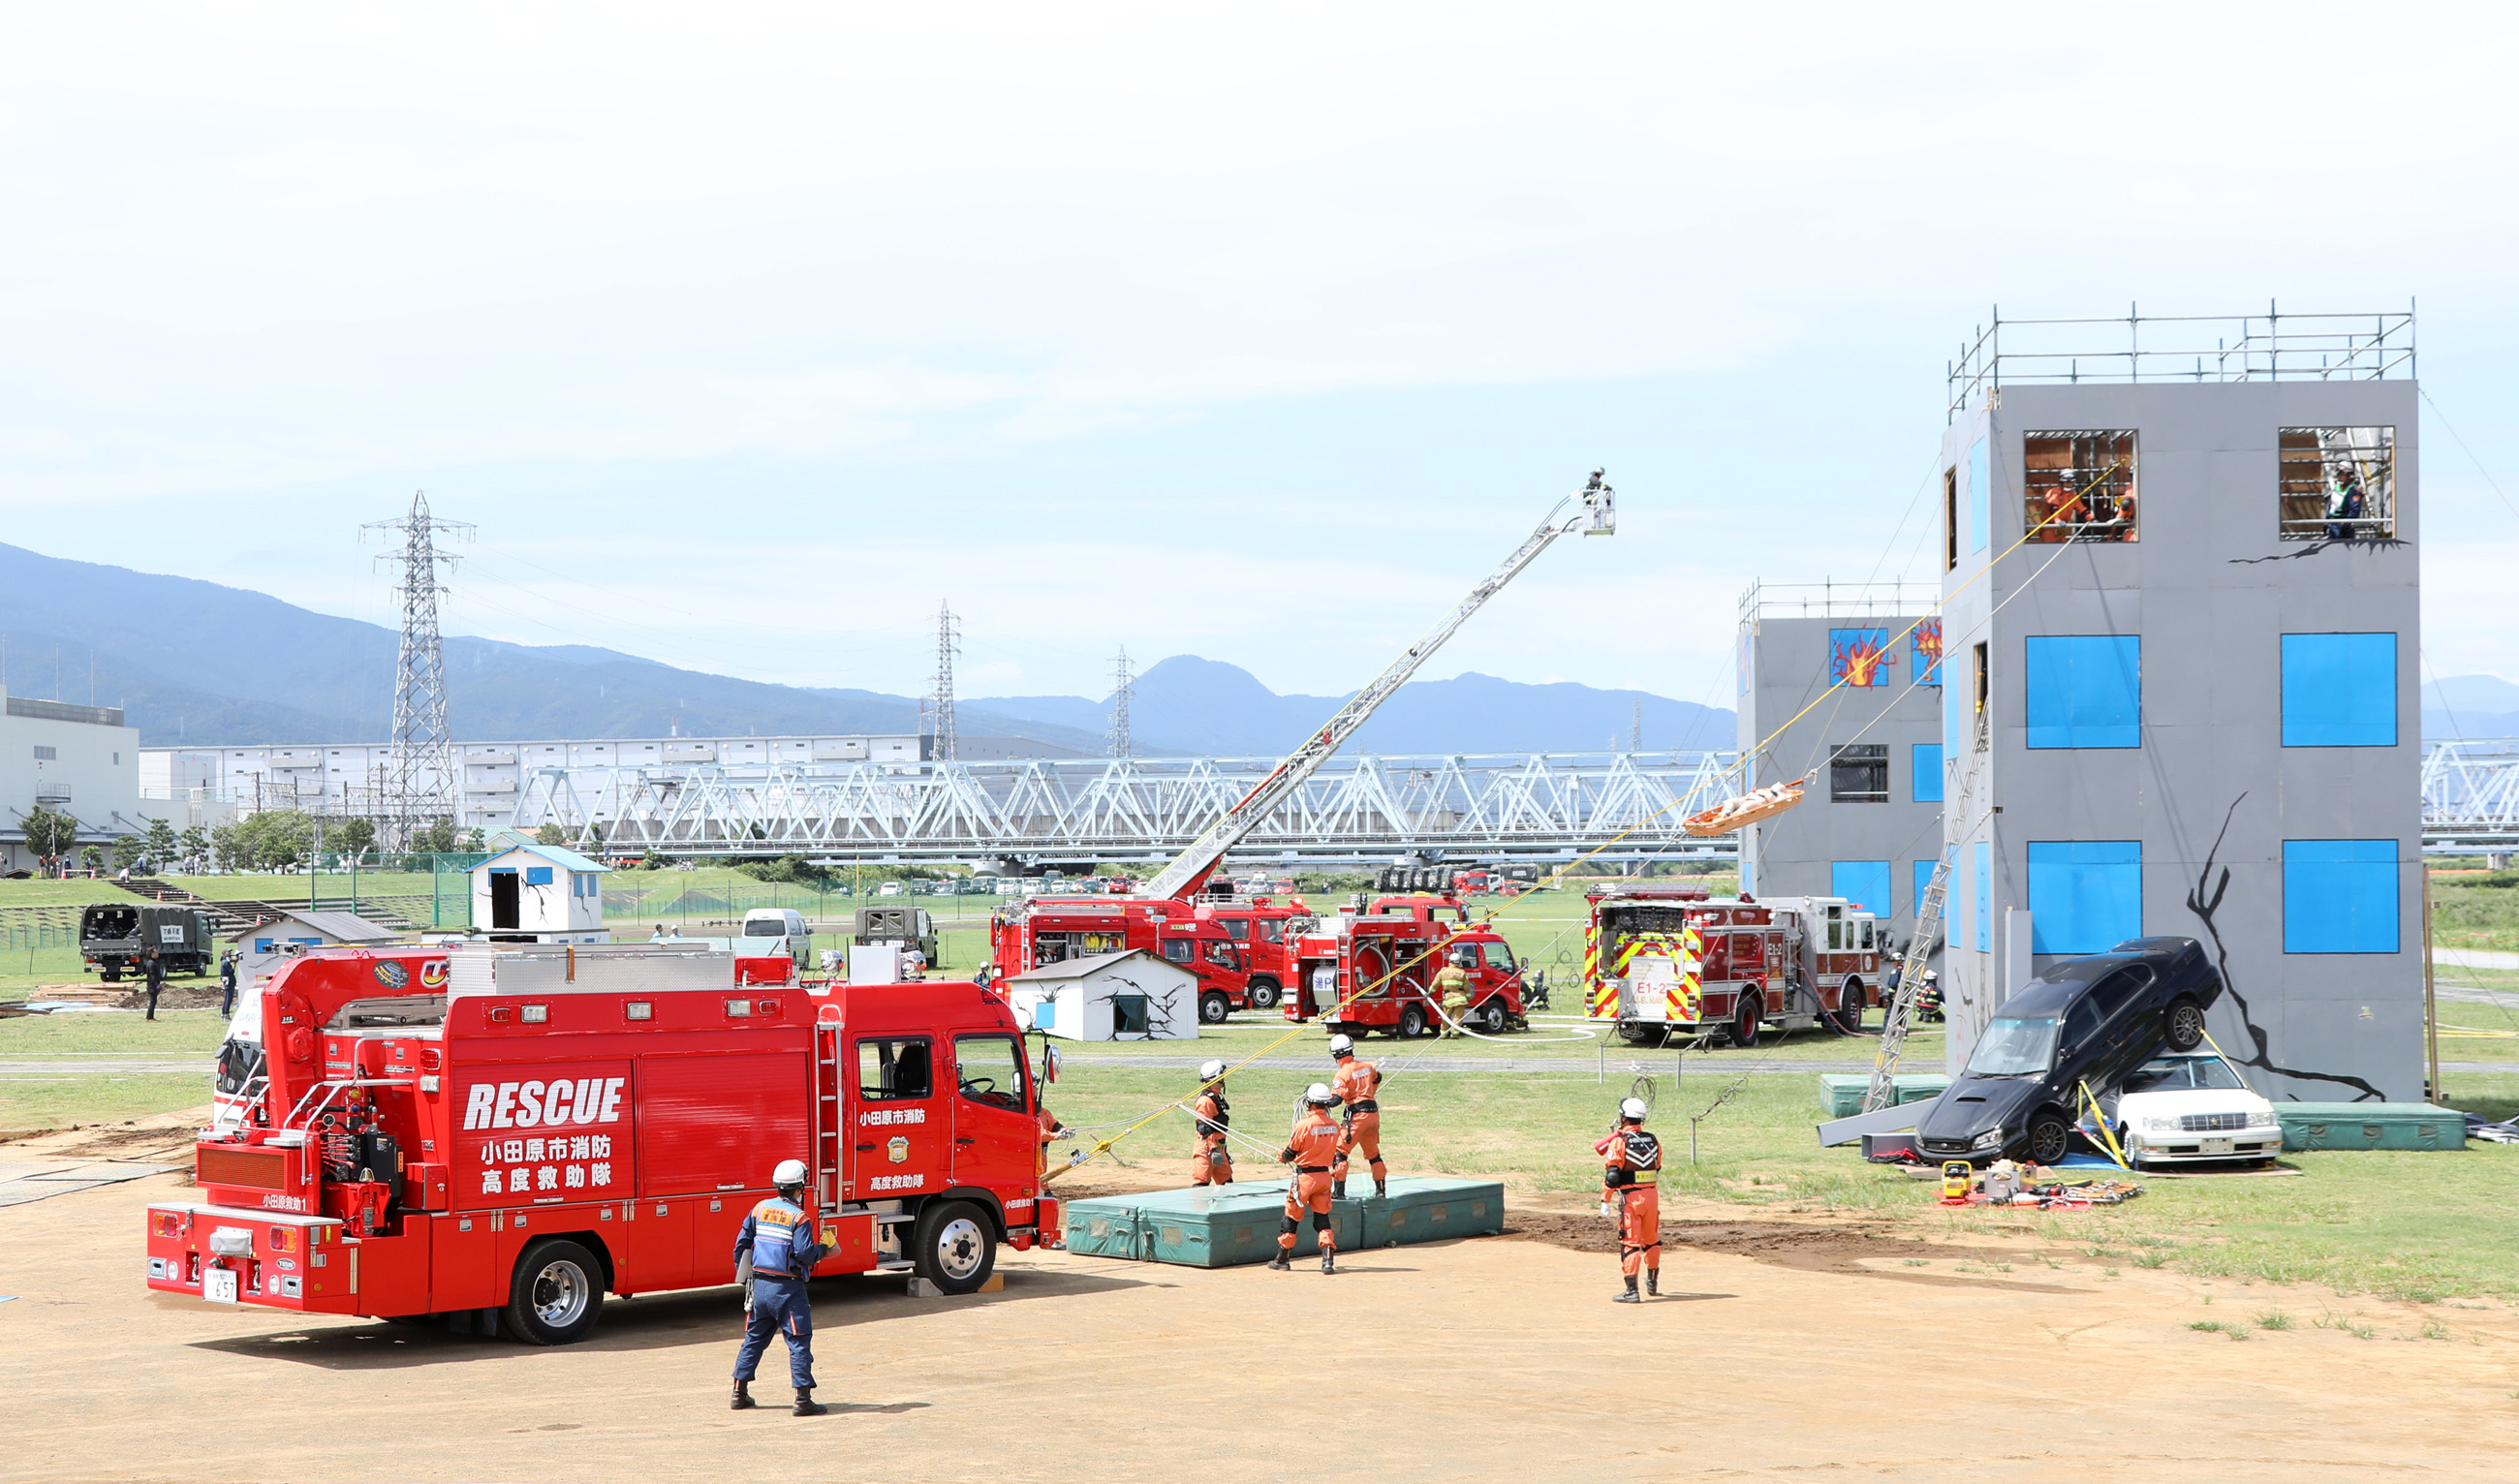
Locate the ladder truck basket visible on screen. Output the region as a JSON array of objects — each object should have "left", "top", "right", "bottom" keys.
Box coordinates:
[{"left": 1683, "top": 780, "right": 1804, "bottom": 838}]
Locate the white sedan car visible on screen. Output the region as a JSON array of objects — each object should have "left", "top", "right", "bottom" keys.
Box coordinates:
[{"left": 2111, "top": 1053, "right": 2283, "bottom": 1165}]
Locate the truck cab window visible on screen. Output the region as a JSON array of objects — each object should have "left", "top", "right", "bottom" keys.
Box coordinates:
[
  {"left": 954, "top": 1035, "right": 1027, "bottom": 1113},
  {"left": 1204, "top": 940, "right": 1240, "bottom": 968},
  {"left": 1160, "top": 939, "right": 1194, "bottom": 965},
  {"left": 857, "top": 1037, "right": 933, "bottom": 1100},
  {"left": 1220, "top": 918, "right": 1250, "bottom": 940},
  {"left": 1480, "top": 943, "right": 1513, "bottom": 972}
]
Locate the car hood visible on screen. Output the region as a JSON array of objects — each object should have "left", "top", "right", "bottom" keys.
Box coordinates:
[
  {"left": 2117, "top": 1088, "right": 2273, "bottom": 1119},
  {"left": 1915, "top": 1075, "right": 2049, "bottom": 1139}
]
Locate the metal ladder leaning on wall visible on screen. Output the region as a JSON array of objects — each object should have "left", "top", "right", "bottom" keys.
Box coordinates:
[{"left": 1860, "top": 705, "right": 1993, "bottom": 1114}]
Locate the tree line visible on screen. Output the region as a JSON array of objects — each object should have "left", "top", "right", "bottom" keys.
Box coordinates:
[{"left": 13, "top": 805, "right": 485, "bottom": 876}]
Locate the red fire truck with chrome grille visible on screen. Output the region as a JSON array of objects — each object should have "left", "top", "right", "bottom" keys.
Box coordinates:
[
  {"left": 148, "top": 942, "right": 1057, "bottom": 1345},
  {"left": 1583, "top": 888, "right": 1878, "bottom": 1046},
  {"left": 987, "top": 894, "right": 1310, "bottom": 1022},
  {"left": 1281, "top": 908, "right": 1530, "bottom": 1037}
]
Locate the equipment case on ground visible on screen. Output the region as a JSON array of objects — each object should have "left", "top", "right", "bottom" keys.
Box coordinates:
[
  {"left": 1819, "top": 1074, "right": 1950, "bottom": 1119},
  {"left": 2276, "top": 1102, "right": 2465, "bottom": 1152}
]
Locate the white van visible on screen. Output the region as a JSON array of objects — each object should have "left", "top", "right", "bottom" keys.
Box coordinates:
[{"left": 739, "top": 907, "right": 812, "bottom": 966}]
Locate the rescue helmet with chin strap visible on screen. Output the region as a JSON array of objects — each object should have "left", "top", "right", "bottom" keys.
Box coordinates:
[
  {"left": 1305, "top": 1082, "right": 1340, "bottom": 1107},
  {"left": 1619, "top": 1098, "right": 1650, "bottom": 1123},
  {"left": 1198, "top": 1059, "right": 1228, "bottom": 1084},
  {"left": 1327, "top": 1034, "right": 1354, "bottom": 1059},
  {"left": 772, "top": 1158, "right": 809, "bottom": 1188}
]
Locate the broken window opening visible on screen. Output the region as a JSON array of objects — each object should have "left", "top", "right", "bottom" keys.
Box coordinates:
[
  {"left": 2023, "top": 430, "right": 2137, "bottom": 543},
  {"left": 2279, "top": 426, "right": 2395, "bottom": 541},
  {"left": 1973, "top": 642, "right": 1991, "bottom": 753},
  {"left": 1944, "top": 467, "right": 1960, "bottom": 571},
  {"left": 1828, "top": 744, "right": 1889, "bottom": 804}
]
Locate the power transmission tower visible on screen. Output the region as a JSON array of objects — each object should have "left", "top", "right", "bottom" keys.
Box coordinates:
[
  {"left": 361, "top": 492, "right": 472, "bottom": 850},
  {"left": 1107, "top": 646, "right": 1135, "bottom": 758},
  {"left": 1631, "top": 696, "right": 1642, "bottom": 752},
  {"left": 926, "top": 601, "right": 960, "bottom": 761}
]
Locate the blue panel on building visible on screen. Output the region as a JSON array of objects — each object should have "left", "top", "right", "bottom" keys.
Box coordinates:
[
  {"left": 2283, "top": 839, "right": 2400, "bottom": 953},
  {"left": 1974, "top": 842, "right": 1991, "bottom": 952},
  {"left": 1831, "top": 860, "right": 1892, "bottom": 916},
  {"left": 2024, "top": 635, "right": 2141, "bottom": 749},
  {"left": 2281, "top": 633, "right": 2398, "bottom": 748},
  {"left": 1913, "top": 743, "right": 1944, "bottom": 802},
  {"left": 1969, "top": 437, "right": 1988, "bottom": 553},
  {"left": 2026, "top": 841, "right": 2142, "bottom": 955}
]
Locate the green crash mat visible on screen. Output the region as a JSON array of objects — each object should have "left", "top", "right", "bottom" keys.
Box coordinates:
[
  {"left": 2277, "top": 1102, "right": 2466, "bottom": 1152},
  {"left": 1063, "top": 1176, "right": 1506, "bottom": 1267}
]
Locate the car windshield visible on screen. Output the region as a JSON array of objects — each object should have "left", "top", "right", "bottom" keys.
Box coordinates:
[
  {"left": 1965, "top": 1017, "right": 2060, "bottom": 1077},
  {"left": 2122, "top": 1057, "right": 2248, "bottom": 1093},
  {"left": 742, "top": 920, "right": 785, "bottom": 937}
]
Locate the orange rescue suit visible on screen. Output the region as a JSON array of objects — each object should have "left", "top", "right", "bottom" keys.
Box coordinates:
[
  {"left": 1037, "top": 1104, "right": 1065, "bottom": 1177},
  {"left": 1278, "top": 1106, "right": 1344, "bottom": 1253},
  {"left": 1596, "top": 1123, "right": 1662, "bottom": 1277},
  {"left": 1330, "top": 1058, "right": 1386, "bottom": 1184},
  {"left": 1192, "top": 1089, "right": 1234, "bottom": 1186}
]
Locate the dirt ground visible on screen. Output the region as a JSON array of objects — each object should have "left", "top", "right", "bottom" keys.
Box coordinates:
[{"left": 4, "top": 1121, "right": 2516, "bottom": 1483}]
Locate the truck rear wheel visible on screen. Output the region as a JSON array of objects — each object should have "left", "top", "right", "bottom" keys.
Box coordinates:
[
  {"left": 506, "top": 1238, "right": 606, "bottom": 1345},
  {"left": 1199, "top": 990, "right": 1231, "bottom": 1024},
  {"left": 913, "top": 1200, "right": 997, "bottom": 1295},
  {"left": 1397, "top": 1005, "right": 1428, "bottom": 1038},
  {"left": 101, "top": 963, "right": 121, "bottom": 982},
  {"left": 1729, "top": 994, "right": 1762, "bottom": 1049}
]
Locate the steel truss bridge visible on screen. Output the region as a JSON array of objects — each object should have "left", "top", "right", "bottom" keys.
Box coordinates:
[
  {"left": 505, "top": 751, "right": 1746, "bottom": 867},
  {"left": 2419, "top": 741, "right": 2519, "bottom": 850}
]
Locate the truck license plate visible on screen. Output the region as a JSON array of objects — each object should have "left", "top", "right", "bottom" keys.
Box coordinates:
[
  {"left": 2200, "top": 1137, "right": 2234, "bottom": 1156},
  {"left": 204, "top": 1267, "right": 238, "bottom": 1305}
]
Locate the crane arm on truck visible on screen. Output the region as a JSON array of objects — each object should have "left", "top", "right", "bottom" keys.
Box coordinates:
[{"left": 1140, "top": 470, "right": 1618, "bottom": 902}]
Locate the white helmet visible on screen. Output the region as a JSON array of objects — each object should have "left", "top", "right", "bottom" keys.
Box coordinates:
[
  {"left": 1619, "top": 1098, "right": 1649, "bottom": 1122},
  {"left": 1198, "top": 1059, "right": 1227, "bottom": 1083},
  {"left": 1327, "top": 1034, "right": 1354, "bottom": 1058},
  {"left": 1305, "top": 1082, "right": 1339, "bottom": 1106},
  {"left": 772, "top": 1158, "right": 808, "bottom": 1187}
]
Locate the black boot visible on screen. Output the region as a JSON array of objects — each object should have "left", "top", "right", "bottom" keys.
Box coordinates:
[
  {"left": 793, "top": 1387, "right": 828, "bottom": 1417},
  {"left": 1333, "top": 1179, "right": 1348, "bottom": 1199},
  {"left": 1321, "top": 1249, "right": 1336, "bottom": 1275},
  {"left": 1645, "top": 1270, "right": 1660, "bottom": 1297},
  {"left": 731, "top": 1380, "right": 757, "bottom": 1410},
  {"left": 1266, "top": 1252, "right": 1291, "bottom": 1271},
  {"left": 1374, "top": 1177, "right": 1387, "bottom": 1198},
  {"left": 1613, "top": 1275, "right": 1640, "bottom": 1304}
]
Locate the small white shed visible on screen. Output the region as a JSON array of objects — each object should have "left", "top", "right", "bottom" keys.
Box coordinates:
[
  {"left": 472, "top": 839, "right": 610, "bottom": 942},
  {"left": 1002, "top": 948, "right": 1198, "bottom": 1041}
]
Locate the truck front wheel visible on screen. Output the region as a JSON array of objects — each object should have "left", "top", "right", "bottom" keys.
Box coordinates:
[
  {"left": 913, "top": 1200, "right": 997, "bottom": 1295},
  {"left": 1199, "top": 991, "right": 1231, "bottom": 1024},
  {"left": 506, "top": 1238, "right": 606, "bottom": 1345},
  {"left": 1471, "top": 998, "right": 1508, "bottom": 1035}
]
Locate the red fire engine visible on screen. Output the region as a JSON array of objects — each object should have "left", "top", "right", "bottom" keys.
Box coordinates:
[
  {"left": 1583, "top": 888, "right": 1878, "bottom": 1046},
  {"left": 987, "top": 894, "right": 1310, "bottom": 1022},
  {"left": 150, "top": 943, "right": 1058, "bottom": 1345},
  {"left": 1281, "top": 907, "right": 1530, "bottom": 1037}
]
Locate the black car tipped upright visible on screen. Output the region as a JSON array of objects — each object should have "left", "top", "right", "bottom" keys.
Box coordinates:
[{"left": 1914, "top": 937, "right": 2222, "bottom": 1166}]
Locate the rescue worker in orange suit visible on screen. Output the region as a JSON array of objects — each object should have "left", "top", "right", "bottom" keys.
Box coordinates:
[
  {"left": 1037, "top": 1101, "right": 1067, "bottom": 1177},
  {"left": 1190, "top": 1060, "right": 1233, "bottom": 1186},
  {"left": 1596, "top": 1097, "right": 1662, "bottom": 1302},
  {"left": 731, "top": 1159, "right": 833, "bottom": 1414},
  {"left": 1327, "top": 1034, "right": 1387, "bottom": 1199},
  {"left": 1269, "top": 1083, "right": 1345, "bottom": 1274}
]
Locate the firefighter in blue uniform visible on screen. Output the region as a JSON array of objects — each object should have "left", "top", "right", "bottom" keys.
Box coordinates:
[{"left": 731, "top": 1159, "right": 832, "bottom": 1416}]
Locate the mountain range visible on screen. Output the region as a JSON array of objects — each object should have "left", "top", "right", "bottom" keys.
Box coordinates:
[{"left": 0, "top": 542, "right": 1734, "bottom": 756}]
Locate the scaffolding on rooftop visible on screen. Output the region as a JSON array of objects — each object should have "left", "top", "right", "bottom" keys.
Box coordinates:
[
  {"left": 1738, "top": 579, "right": 1937, "bottom": 625},
  {"left": 1947, "top": 301, "right": 2416, "bottom": 420}
]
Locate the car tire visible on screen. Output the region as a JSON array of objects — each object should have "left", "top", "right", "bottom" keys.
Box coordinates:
[
  {"left": 506, "top": 1238, "right": 606, "bottom": 1346},
  {"left": 2025, "top": 1111, "right": 2073, "bottom": 1166},
  {"left": 912, "top": 1200, "right": 997, "bottom": 1295},
  {"left": 1199, "top": 991, "right": 1231, "bottom": 1024},
  {"left": 1398, "top": 1005, "right": 1428, "bottom": 1039},
  {"left": 2163, "top": 998, "right": 2207, "bottom": 1053},
  {"left": 1245, "top": 977, "right": 1281, "bottom": 1011},
  {"left": 1472, "top": 998, "right": 1507, "bottom": 1035},
  {"left": 1731, "top": 994, "right": 1762, "bottom": 1049}
]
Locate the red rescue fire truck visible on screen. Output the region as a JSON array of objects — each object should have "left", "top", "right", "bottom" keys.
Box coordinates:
[
  {"left": 1583, "top": 887, "right": 1879, "bottom": 1046},
  {"left": 1281, "top": 908, "right": 1530, "bottom": 1037},
  {"left": 988, "top": 895, "right": 1309, "bottom": 1022},
  {"left": 150, "top": 943, "right": 1059, "bottom": 1345}
]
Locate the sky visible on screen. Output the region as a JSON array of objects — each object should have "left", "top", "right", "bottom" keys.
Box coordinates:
[{"left": 4, "top": 4, "right": 2516, "bottom": 709}]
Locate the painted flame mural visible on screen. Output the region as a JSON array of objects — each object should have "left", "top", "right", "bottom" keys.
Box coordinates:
[
  {"left": 1912, "top": 617, "right": 1944, "bottom": 686},
  {"left": 1827, "top": 627, "right": 1894, "bottom": 688}
]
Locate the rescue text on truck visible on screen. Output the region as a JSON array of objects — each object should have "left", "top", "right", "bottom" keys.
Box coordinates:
[{"left": 148, "top": 942, "right": 1058, "bottom": 1344}]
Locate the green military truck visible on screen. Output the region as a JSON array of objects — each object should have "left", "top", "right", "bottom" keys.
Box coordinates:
[
  {"left": 79, "top": 903, "right": 216, "bottom": 980},
  {"left": 854, "top": 905, "right": 939, "bottom": 968}
]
